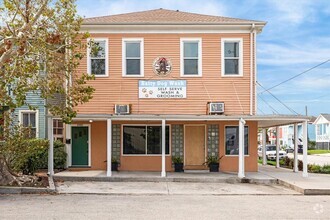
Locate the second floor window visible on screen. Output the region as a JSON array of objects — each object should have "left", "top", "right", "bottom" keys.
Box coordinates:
[
  {"left": 181, "top": 38, "right": 202, "bottom": 76},
  {"left": 222, "top": 38, "right": 243, "bottom": 76},
  {"left": 88, "top": 38, "right": 108, "bottom": 77},
  {"left": 123, "top": 38, "right": 144, "bottom": 77}
]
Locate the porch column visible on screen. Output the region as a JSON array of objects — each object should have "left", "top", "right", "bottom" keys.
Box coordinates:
[
  {"left": 303, "top": 120, "right": 308, "bottom": 177},
  {"left": 276, "top": 126, "right": 280, "bottom": 168},
  {"left": 262, "top": 128, "right": 267, "bottom": 165},
  {"left": 47, "top": 117, "right": 54, "bottom": 176},
  {"left": 161, "top": 119, "right": 166, "bottom": 177},
  {"left": 238, "top": 118, "right": 246, "bottom": 178},
  {"left": 65, "top": 124, "right": 72, "bottom": 168},
  {"left": 107, "top": 119, "right": 112, "bottom": 177},
  {"left": 293, "top": 123, "right": 298, "bottom": 172}
]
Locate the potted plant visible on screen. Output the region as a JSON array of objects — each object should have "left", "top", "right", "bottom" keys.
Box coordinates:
[
  {"left": 172, "top": 156, "right": 184, "bottom": 172},
  {"left": 205, "top": 155, "right": 223, "bottom": 172},
  {"left": 111, "top": 158, "right": 120, "bottom": 171}
]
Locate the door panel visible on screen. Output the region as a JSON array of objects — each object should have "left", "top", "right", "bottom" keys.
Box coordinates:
[
  {"left": 185, "top": 125, "right": 205, "bottom": 167},
  {"left": 72, "top": 127, "right": 89, "bottom": 166}
]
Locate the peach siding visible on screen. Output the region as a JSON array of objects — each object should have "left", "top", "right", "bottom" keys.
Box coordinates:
[
  {"left": 69, "top": 120, "right": 258, "bottom": 172},
  {"left": 76, "top": 33, "right": 255, "bottom": 115}
]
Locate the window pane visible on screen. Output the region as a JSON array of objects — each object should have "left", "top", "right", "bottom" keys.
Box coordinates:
[
  {"left": 225, "top": 59, "right": 239, "bottom": 75},
  {"left": 147, "top": 126, "right": 161, "bottom": 154},
  {"left": 30, "top": 113, "right": 36, "bottom": 127},
  {"left": 184, "top": 42, "right": 198, "bottom": 57},
  {"left": 126, "top": 59, "right": 140, "bottom": 75},
  {"left": 57, "top": 128, "right": 63, "bottom": 135},
  {"left": 90, "top": 41, "right": 106, "bottom": 58},
  {"left": 225, "top": 126, "right": 248, "bottom": 155},
  {"left": 126, "top": 42, "right": 140, "bottom": 58},
  {"left": 225, "top": 42, "right": 239, "bottom": 57},
  {"left": 30, "top": 128, "right": 37, "bottom": 138},
  {"left": 58, "top": 120, "right": 63, "bottom": 127},
  {"left": 22, "top": 113, "right": 29, "bottom": 127},
  {"left": 184, "top": 59, "right": 198, "bottom": 75},
  {"left": 123, "top": 126, "right": 146, "bottom": 154},
  {"left": 91, "top": 59, "right": 106, "bottom": 75},
  {"left": 147, "top": 126, "right": 170, "bottom": 154}
]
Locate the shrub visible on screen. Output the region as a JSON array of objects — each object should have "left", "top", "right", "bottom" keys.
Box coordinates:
[
  {"left": 172, "top": 156, "right": 183, "bottom": 164},
  {"left": 12, "top": 139, "right": 67, "bottom": 174},
  {"left": 298, "top": 160, "right": 303, "bottom": 171},
  {"left": 308, "top": 164, "right": 321, "bottom": 173},
  {"left": 13, "top": 139, "right": 49, "bottom": 175},
  {"left": 321, "top": 165, "right": 330, "bottom": 174}
]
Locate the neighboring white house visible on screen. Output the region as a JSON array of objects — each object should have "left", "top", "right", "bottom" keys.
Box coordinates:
[{"left": 314, "top": 114, "right": 330, "bottom": 150}]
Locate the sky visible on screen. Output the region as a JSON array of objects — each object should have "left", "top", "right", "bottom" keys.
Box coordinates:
[{"left": 76, "top": 0, "right": 330, "bottom": 117}]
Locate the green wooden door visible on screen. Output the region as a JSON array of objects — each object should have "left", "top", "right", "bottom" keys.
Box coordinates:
[{"left": 72, "top": 127, "right": 89, "bottom": 166}]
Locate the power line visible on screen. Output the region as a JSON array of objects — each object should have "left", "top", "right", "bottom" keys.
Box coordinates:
[
  {"left": 259, "top": 59, "right": 330, "bottom": 94},
  {"left": 257, "top": 107, "right": 266, "bottom": 115},
  {"left": 257, "top": 94, "right": 279, "bottom": 114},
  {"left": 257, "top": 81, "right": 299, "bottom": 115}
]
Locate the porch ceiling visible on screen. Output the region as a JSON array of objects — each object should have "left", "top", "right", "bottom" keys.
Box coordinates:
[{"left": 72, "top": 114, "right": 311, "bottom": 128}]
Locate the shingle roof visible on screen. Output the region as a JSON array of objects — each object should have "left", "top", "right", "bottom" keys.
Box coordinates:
[
  {"left": 83, "top": 8, "right": 265, "bottom": 25},
  {"left": 321, "top": 114, "right": 330, "bottom": 121}
]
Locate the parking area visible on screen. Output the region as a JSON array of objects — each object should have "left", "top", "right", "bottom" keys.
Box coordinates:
[{"left": 287, "top": 153, "right": 330, "bottom": 166}]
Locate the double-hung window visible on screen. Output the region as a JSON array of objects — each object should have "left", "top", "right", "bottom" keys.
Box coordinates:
[
  {"left": 180, "top": 38, "right": 202, "bottom": 76},
  {"left": 225, "top": 126, "right": 249, "bottom": 155},
  {"left": 123, "top": 125, "right": 170, "bottom": 155},
  {"left": 88, "top": 38, "right": 108, "bottom": 77},
  {"left": 122, "top": 38, "right": 144, "bottom": 77},
  {"left": 20, "top": 110, "right": 38, "bottom": 138},
  {"left": 221, "top": 38, "right": 243, "bottom": 76}
]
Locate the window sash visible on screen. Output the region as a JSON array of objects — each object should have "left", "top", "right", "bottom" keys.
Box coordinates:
[
  {"left": 222, "top": 40, "right": 242, "bottom": 76},
  {"left": 88, "top": 39, "right": 108, "bottom": 76},
  {"left": 225, "top": 126, "right": 249, "bottom": 155},
  {"left": 123, "top": 125, "right": 170, "bottom": 155},
  {"left": 183, "top": 41, "right": 199, "bottom": 75},
  {"left": 124, "top": 41, "right": 142, "bottom": 76}
]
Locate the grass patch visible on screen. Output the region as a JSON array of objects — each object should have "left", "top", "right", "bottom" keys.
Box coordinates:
[
  {"left": 307, "top": 150, "right": 330, "bottom": 155},
  {"left": 258, "top": 159, "right": 277, "bottom": 166}
]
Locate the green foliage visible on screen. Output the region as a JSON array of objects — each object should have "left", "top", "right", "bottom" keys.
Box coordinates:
[
  {"left": 0, "top": 0, "right": 94, "bottom": 124},
  {"left": 308, "top": 141, "right": 316, "bottom": 150},
  {"left": 308, "top": 150, "right": 330, "bottom": 155},
  {"left": 172, "top": 156, "right": 183, "bottom": 164},
  {"left": 12, "top": 139, "right": 49, "bottom": 175},
  {"left": 204, "top": 155, "right": 224, "bottom": 166}
]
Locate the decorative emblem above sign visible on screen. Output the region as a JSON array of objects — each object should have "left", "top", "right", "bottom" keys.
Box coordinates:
[
  {"left": 152, "top": 57, "right": 172, "bottom": 76},
  {"left": 139, "top": 80, "right": 186, "bottom": 99}
]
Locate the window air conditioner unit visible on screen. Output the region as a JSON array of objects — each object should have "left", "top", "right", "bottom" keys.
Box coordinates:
[
  {"left": 115, "top": 104, "right": 130, "bottom": 115},
  {"left": 208, "top": 102, "right": 224, "bottom": 114}
]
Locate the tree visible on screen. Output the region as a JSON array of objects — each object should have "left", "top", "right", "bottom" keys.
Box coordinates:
[{"left": 0, "top": 0, "right": 94, "bottom": 185}]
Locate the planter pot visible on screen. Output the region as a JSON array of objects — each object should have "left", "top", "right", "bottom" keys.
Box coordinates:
[
  {"left": 174, "top": 163, "right": 184, "bottom": 172},
  {"left": 209, "top": 163, "right": 219, "bottom": 172},
  {"left": 111, "top": 162, "right": 119, "bottom": 171}
]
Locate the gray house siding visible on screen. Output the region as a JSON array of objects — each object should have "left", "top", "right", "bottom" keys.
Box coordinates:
[{"left": 14, "top": 91, "right": 46, "bottom": 139}]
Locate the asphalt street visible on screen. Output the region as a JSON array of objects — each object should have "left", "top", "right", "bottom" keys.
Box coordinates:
[{"left": 1, "top": 194, "right": 329, "bottom": 219}]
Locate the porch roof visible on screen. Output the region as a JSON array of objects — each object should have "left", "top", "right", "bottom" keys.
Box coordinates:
[{"left": 73, "top": 114, "right": 311, "bottom": 128}]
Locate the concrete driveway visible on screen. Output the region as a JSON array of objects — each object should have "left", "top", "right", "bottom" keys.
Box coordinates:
[{"left": 287, "top": 153, "right": 330, "bottom": 166}]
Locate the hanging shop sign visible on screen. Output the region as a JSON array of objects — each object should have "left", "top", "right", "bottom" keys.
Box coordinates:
[{"left": 139, "top": 80, "right": 186, "bottom": 99}]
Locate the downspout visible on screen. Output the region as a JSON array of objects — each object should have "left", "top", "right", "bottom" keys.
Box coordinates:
[{"left": 249, "top": 24, "right": 256, "bottom": 115}]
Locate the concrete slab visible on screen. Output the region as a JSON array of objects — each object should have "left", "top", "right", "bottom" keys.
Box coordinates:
[
  {"left": 56, "top": 181, "right": 299, "bottom": 195},
  {"left": 259, "top": 165, "right": 330, "bottom": 195}
]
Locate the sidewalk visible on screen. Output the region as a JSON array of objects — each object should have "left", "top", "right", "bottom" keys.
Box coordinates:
[
  {"left": 259, "top": 165, "right": 330, "bottom": 195},
  {"left": 56, "top": 180, "right": 298, "bottom": 195}
]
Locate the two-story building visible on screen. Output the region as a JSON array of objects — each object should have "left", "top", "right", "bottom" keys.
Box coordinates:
[{"left": 47, "top": 9, "right": 311, "bottom": 178}]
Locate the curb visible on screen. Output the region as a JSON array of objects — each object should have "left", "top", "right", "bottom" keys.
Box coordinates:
[
  {"left": 0, "top": 176, "right": 56, "bottom": 195},
  {"left": 53, "top": 175, "right": 277, "bottom": 185}
]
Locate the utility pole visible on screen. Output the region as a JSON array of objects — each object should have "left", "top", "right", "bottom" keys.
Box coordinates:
[{"left": 305, "top": 106, "right": 308, "bottom": 116}]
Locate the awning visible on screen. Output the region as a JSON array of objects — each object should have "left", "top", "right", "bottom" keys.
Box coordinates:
[{"left": 71, "top": 114, "right": 311, "bottom": 128}]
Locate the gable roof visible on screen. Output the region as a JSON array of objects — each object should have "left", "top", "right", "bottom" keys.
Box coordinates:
[
  {"left": 314, "top": 114, "right": 330, "bottom": 124},
  {"left": 83, "top": 8, "right": 266, "bottom": 25},
  {"left": 321, "top": 114, "right": 330, "bottom": 121}
]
